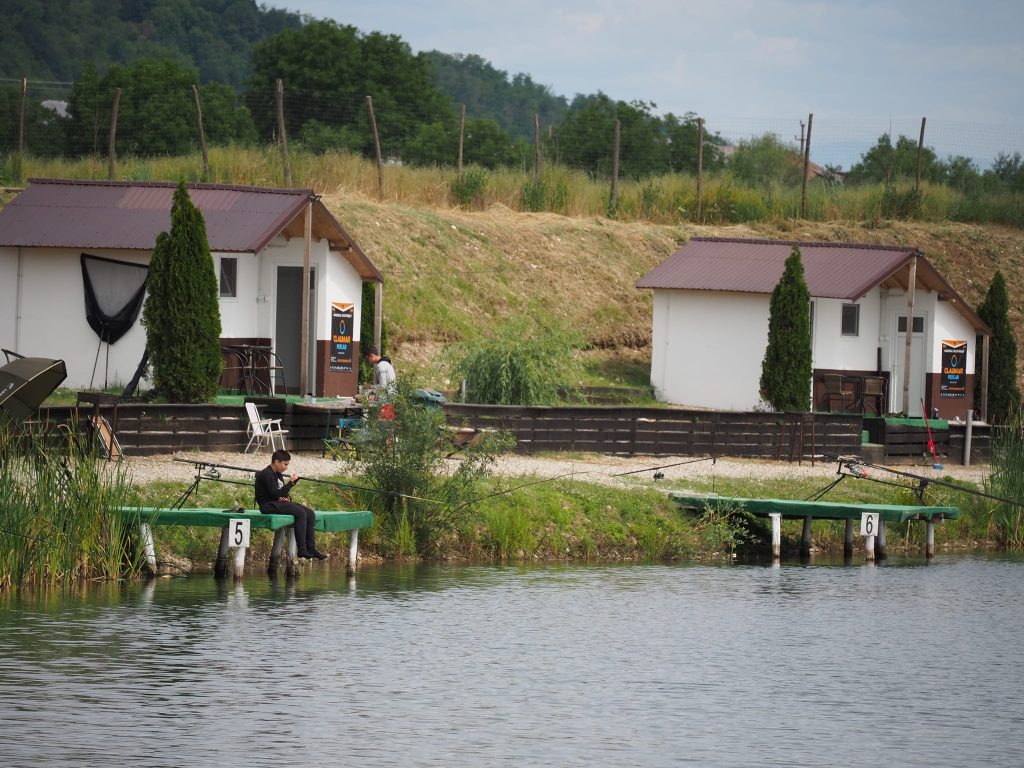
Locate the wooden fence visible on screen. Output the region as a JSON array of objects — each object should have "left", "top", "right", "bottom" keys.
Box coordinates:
[
  {"left": 34, "top": 401, "right": 989, "bottom": 462},
  {"left": 444, "top": 404, "right": 862, "bottom": 459}
]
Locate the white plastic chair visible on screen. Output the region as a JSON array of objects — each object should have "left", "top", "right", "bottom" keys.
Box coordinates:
[{"left": 244, "top": 402, "right": 288, "bottom": 453}]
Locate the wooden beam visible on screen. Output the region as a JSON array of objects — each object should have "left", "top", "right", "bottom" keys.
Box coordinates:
[
  {"left": 901, "top": 256, "right": 918, "bottom": 415},
  {"left": 300, "top": 201, "right": 311, "bottom": 395}
]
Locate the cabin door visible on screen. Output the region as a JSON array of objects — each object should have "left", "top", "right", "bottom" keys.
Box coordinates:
[
  {"left": 892, "top": 314, "right": 926, "bottom": 417},
  {"left": 275, "top": 266, "right": 316, "bottom": 395}
]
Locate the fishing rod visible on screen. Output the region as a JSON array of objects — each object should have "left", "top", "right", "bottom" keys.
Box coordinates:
[
  {"left": 611, "top": 455, "right": 717, "bottom": 477},
  {"left": 171, "top": 457, "right": 446, "bottom": 505},
  {"left": 822, "top": 452, "right": 1024, "bottom": 509}
]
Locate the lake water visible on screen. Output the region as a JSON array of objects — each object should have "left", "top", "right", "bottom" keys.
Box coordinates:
[{"left": 1, "top": 555, "right": 1023, "bottom": 767}]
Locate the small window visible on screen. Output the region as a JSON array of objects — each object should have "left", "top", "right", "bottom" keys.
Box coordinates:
[
  {"left": 841, "top": 304, "right": 859, "bottom": 336},
  {"left": 219, "top": 257, "right": 237, "bottom": 298},
  {"left": 897, "top": 315, "right": 925, "bottom": 333}
]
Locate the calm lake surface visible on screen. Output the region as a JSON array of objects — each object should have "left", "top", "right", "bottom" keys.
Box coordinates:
[{"left": 1, "top": 554, "right": 1023, "bottom": 767}]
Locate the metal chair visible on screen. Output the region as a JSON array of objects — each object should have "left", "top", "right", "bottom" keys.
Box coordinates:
[
  {"left": 823, "top": 374, "right": 856, "bottom": 412},
  {"left": 220, "top": 347, "right": 247, "bottom": 395},
  {"left": 322, "top": 413, "right": 368, "bottom": 459},
  {"left": 860, "top": 376, "right": 886, "bottom": 416}
]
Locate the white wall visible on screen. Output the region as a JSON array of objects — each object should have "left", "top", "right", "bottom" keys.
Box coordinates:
[
  {"left": 811, "top": 290, "right": 882, "bottom": 370},
  {"left": 651, "top": 290, "right": 770, "bottom": 409},
  {"left": 0, "top": 247, "right": 18, "bottom": 353},
  {"left": 932, "top": 299, "right": 976, "bottom": 372},
  {"left": 324, "top": 249, "right": 365, "bottom": 340},
  {"left": 15, "top": 248, "right": 151, "bottom": 389},
  {"left": 216, "top": 251, "right": 259, "bottom": 338}
]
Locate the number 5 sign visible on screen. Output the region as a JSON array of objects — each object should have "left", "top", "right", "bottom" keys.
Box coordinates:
[
  {"left": 229, "top": 518, "right": 251, "bottom": 548},
  {"left": 860, "top": 512, "right": 879, "bottom": 537}
]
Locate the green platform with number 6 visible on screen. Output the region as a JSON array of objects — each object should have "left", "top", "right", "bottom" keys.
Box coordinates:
[{"left": 670, "top": 495, "right": 958, "bottom": 522}]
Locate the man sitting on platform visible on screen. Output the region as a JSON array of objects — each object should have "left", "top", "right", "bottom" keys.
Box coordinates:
[{"left": 255, "top": 449, "right": 327, "bottom": 560}]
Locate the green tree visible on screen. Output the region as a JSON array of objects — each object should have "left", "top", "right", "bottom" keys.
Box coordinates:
[
  {"left": 554, "top": 93, "right": 668, "bottom": 179},
  {"left": 662, "top": 111, "right": 726, "bottom": 174},
  {"left": 246, "top": 21, "right": 453, "bottom": 158},
  {"left": 728, "top": 133, "right": 804, "bottom": 187},
  {"left": 976, "top": 271, "right": 1021, "bottom": 423},
  {"left": 142, "top": 182, "right": 222, "bottom": 402},
  {"left": 423, "top": 51, "right": 569, "bottom": 142},
  {"left": 759, "top": 246, "right": 812, "bottom": 411},
  {"left": 846, "top": 133, "right": 945, "bottom": 185}
]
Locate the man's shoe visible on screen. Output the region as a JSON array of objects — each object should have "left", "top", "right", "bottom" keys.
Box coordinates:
[
  {"left": 296, "top": 551, "right": 313, "bottom": 560},
  {"left": 308, "top": 549, "right": 329, "bottom": 560}
]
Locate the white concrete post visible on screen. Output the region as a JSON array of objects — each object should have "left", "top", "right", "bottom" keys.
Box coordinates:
[
  {"left": 865, "top": 533, "right": 876, "bottom": 561},
  {"left": 348, "top": 529, "right": 360, "bottom": 576},
  {"left": 233, "top": 543, "right": 247, "bottom": 580},
  {"left": 844, "top": 519, "right": 854, "bottom": 556},
  {"left": 926, "top": 520, "right": 936, "bottom": 558},
  {"left": 139, "top": 523, "right": 157, "bottom": 575},
  {"left": 769, "top": 513, "right": 781, "bottom": 560}
]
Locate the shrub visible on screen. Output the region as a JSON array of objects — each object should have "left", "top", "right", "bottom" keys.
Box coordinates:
[
  {"left": 347, "top": 381, "right": 513, "bottom": 556},
  {"left": 759, "top": 246, "right": 812, "bottom": 411},
  {"left": 450, "top": 165, "right": 489, "bottom": 207},
  {"left": 451, "top": 315, "right": 585, "bottom": 405}
]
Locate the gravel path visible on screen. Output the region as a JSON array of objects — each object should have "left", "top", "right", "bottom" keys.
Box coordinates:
[{"left": 123, "top": 449, "right": 991, "bottom": 492}]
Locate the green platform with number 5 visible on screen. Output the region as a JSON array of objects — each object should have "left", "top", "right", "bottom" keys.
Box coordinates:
[{"left": 114, "top": 507, "right": 373, "bottom": 531}]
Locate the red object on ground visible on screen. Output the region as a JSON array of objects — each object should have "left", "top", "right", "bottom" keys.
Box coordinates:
[{"left": 380, "top": 404, "right": 395, "bottom": 421}]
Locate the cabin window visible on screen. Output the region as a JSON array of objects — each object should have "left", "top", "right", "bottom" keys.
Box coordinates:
[
  {"left": 219, "top": 257, "right": 237, "bottom": 298},
  {"left": 897, "top": 315, "right": 925, "bottom": 334},
  {"left": 841, "top": 304, "right": 859, "bottom": 336}
]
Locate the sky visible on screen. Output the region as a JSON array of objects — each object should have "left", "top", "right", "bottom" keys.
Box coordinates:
[{"left": 270, "top": 1, "right": 1024, "bottom": 169}]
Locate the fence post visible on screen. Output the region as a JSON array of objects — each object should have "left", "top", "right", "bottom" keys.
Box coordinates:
[
  {"left": 533, "top": 113, "right": 541, "bottom": 181},
  {"left": 17, "top": 77, "right": 27, "bottom": 156},
  {"left": 915, "top": 116, "right": 927, "bottom": 195},
  {"left": 696, "top": 117, "right": 704, "bottom": 222},
  {"left": 192, "top": 84, "right": 210, "bottom": 178},
  {"left": 367, "top": 95, "right": 384, "bottom": 200},
  {"left": 610, "top": 119, "right": 620, "bottom": 213},
  {"left": 800, "top": 112, "right": 813, "bottom": 218},
  {"left": 458, "top": 103, "right": 466, "bottom": 178},
  {"left": 275, "top": 78, "right": 292, "bottom": 186},
  {"left": 107, "top": 87, "right": 121, "bottom": 180}
]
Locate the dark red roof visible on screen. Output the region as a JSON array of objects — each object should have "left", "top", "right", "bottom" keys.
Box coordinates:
[
  {"left": 636, "top": 237, "right": 918, "bottom": 300},
  {"left": 0, "top": 179, "right": 382, "bottom": 281},
  {"left": 637, "top": 236, "right": 988, "bottom": 333}
]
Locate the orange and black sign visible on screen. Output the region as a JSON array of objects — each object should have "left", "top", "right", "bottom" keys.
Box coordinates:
[
  {"left": 330, "top": 302, "right": 354, "bottom": 372},
  {"left": 940, "top": 339, "right": 967, "bottom": 398}
]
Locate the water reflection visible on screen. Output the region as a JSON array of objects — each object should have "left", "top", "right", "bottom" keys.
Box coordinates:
[{"left": 1, "top": 555, "right": 1023, "bottom": 767}]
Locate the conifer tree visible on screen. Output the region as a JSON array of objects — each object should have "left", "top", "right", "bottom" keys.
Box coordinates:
[
  {"left": 759, "top": 246, "right": 813, "bottom": 411},
  {"left": 142, "top": 182, "right": 222, "bottom": 402},
  {"left": 976, "top": 271, "right": 1020, "bottom": 423}
]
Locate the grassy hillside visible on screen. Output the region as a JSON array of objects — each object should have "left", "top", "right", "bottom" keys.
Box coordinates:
[
  {"left": 320, "top": 190, "right": 1024, "bottom": 390},
  {"left": 3, "top": 153, "right": 1022, "bottom": 392}
]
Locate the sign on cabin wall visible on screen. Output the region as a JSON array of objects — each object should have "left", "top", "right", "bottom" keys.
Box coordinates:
[
  {"left": 330, "top": 302, "right": 354, "bottom": 372},
  {"left": 940, "top": 339, "right": 967, "bottom": 398}
]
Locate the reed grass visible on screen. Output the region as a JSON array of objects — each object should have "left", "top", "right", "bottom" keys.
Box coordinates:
[
  {"left": 0, "top": 419, "right": 141, "bottom": 588},
  {"left": 9, "top": 147, "right": 1024, "bottom": 228}
]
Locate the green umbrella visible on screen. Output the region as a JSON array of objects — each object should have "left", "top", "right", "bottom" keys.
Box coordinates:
[{"left": 0, "top": 357, "right": 67, "bottom": 426}]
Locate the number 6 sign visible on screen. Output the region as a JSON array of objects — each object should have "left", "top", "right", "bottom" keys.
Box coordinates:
[
  {"left": 229, "top": 518, "right": 251, "bottom": 548},
  {"left": 860, "top": 512, "right": 879, "bottom": 537}
]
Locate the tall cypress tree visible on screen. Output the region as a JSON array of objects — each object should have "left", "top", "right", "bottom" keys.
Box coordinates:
[
  {"left": 142, "top": 182, "right": 222, "bottom": 402},
  {"left": 760, "top": 246, "right": 813, "bottom": 411},
  {"left": 976, "top": 271, "right": 1021, "bottom": 423}
]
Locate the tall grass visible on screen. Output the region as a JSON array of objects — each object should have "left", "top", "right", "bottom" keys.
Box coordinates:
[
  {"left": 986, "top": 410, "right": 1024, "bottom": 547},
  {"left": 0, "top": 419, "right": 141, "bottom": 588},
  {"left": 8, "top": 147, "right": 1024, "bottom": 227}
]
